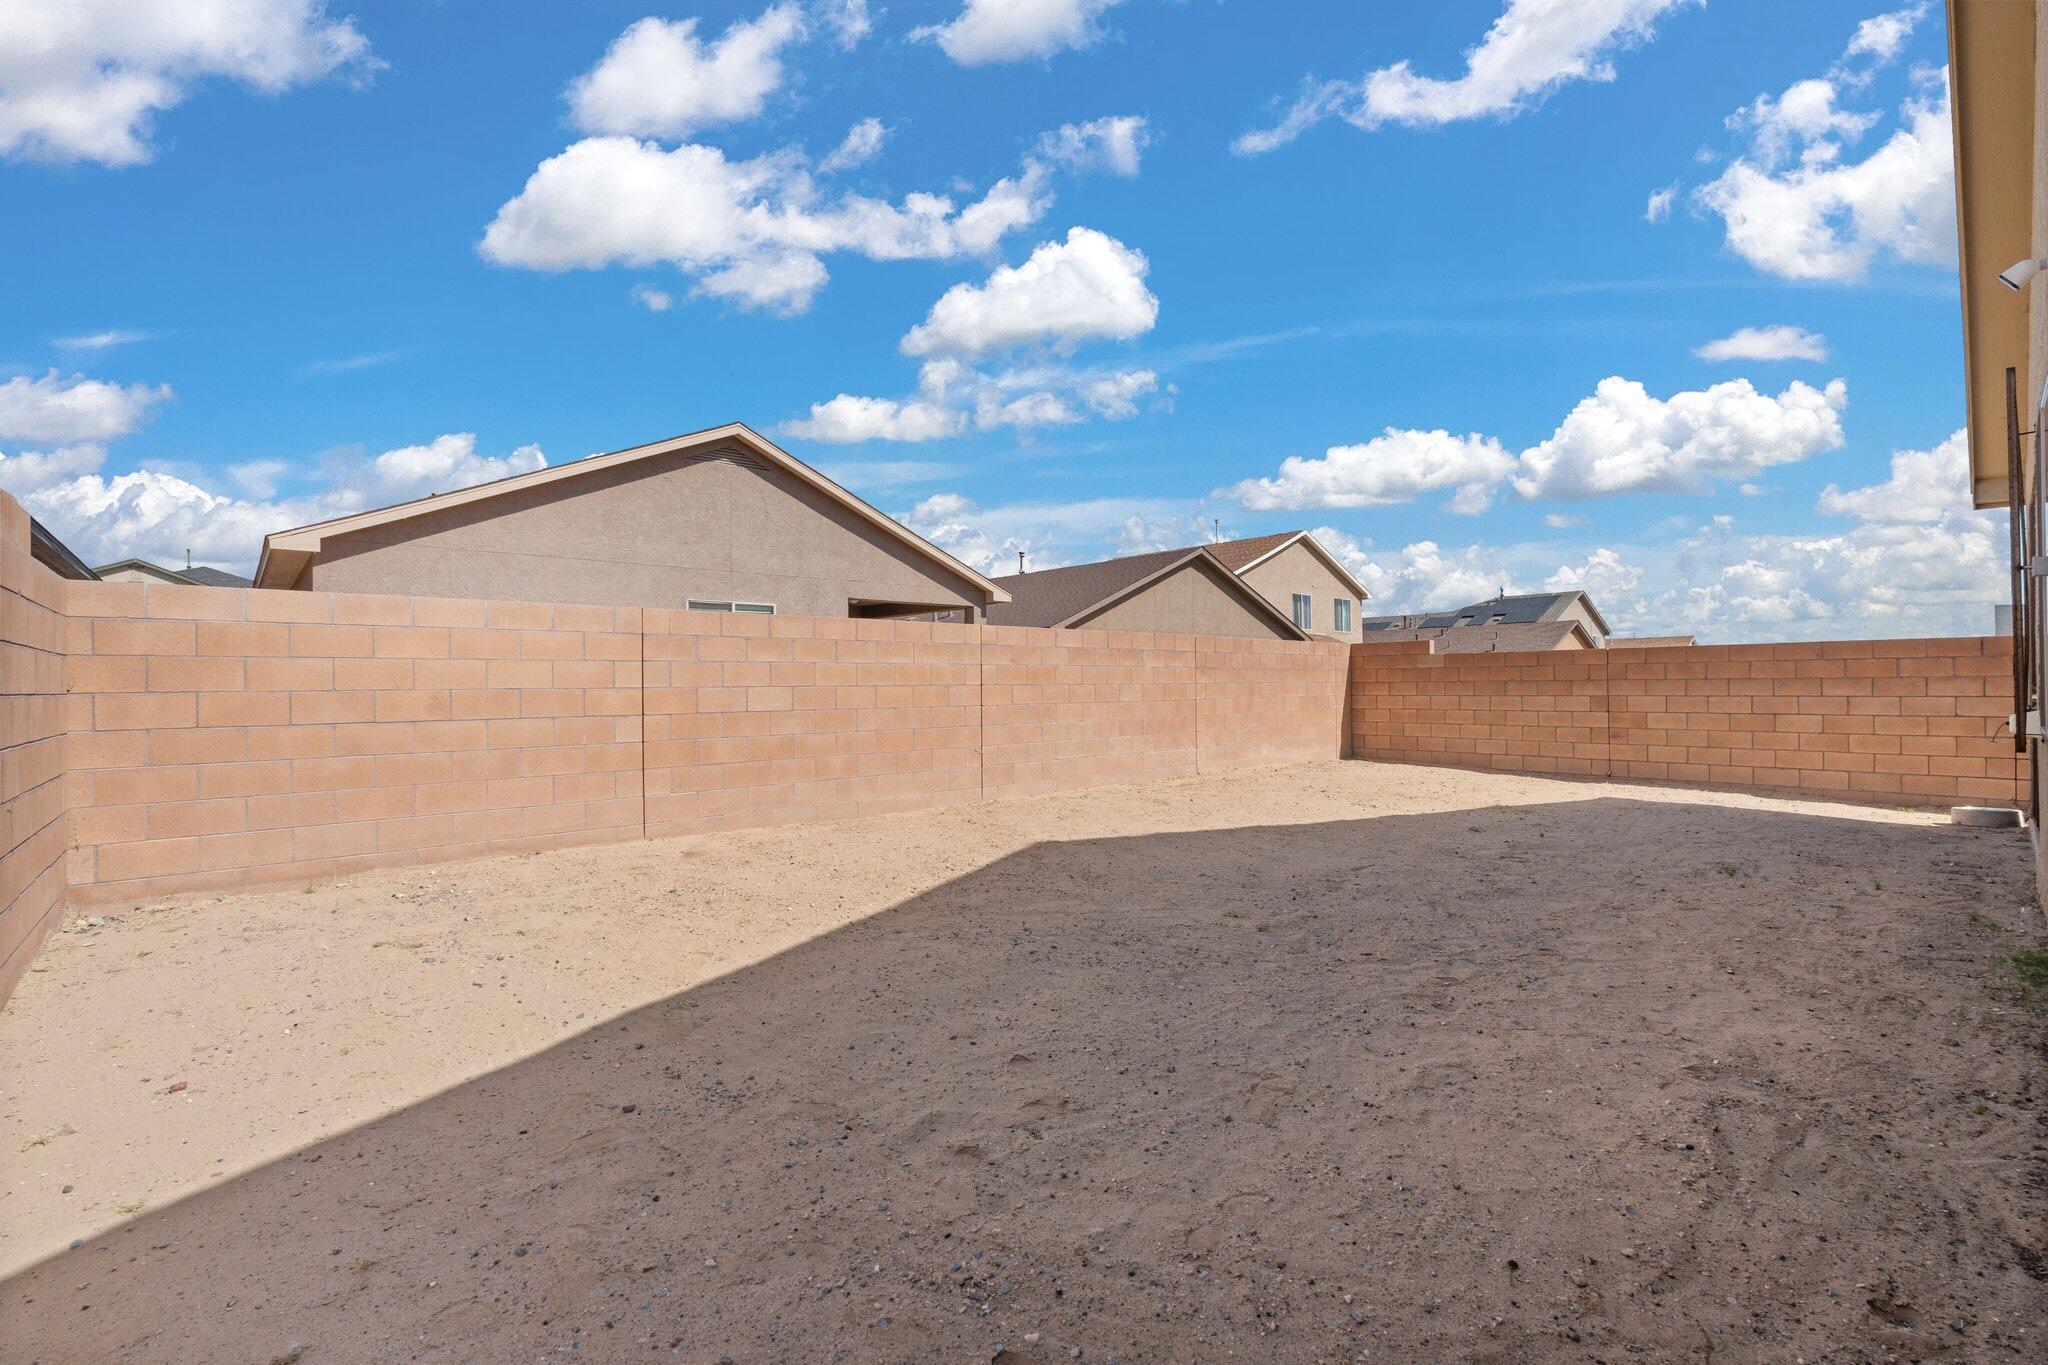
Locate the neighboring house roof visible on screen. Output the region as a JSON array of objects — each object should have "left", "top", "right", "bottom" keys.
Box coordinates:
[
  {"left": 1610, "top": 634, "right": 1696, "bottom": 648},
  {"left": 1362, "top": 590, "right": 1611, "bottom": 637},
  {"left": 179, "top": 565, "right": 254, "bottom": 587},
  {"left": 30, "top": 520, "right": 97, "bottom": 580},
  {"left": 92, "top": 558, "right": 252, "bottom": 588},
  {"left": 1357, "top": 620, "right": 1597, "bottom": 654},
  {"left": 1947, "top": 0, "right": 2034, "bottom": 509},
  {"left": 1200, "top": 529, "right": 1372, "bottom": 601},
  {"left": 986, "top": 545, "right": 1311, "bottom": 638},
  {"left": 252, "top": 422, "right": 1011, "bottom": 602}
]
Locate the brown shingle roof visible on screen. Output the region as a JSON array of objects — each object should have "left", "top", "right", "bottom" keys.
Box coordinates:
[
  {"left": 1356, "top": 620, "right": 1594, "bottom": 653},
  {"left": 1199, "top": 530, "right": 1302, "bottom": 573},
  {"left": 1362, "top": 590, "right": 1610, "bottom": 637},
  {"left": 986, "top": 547, "right": 1191, "bottom": 627},
  {"left": 986, "top": 546, "right": 1308, "bottom": 637}
]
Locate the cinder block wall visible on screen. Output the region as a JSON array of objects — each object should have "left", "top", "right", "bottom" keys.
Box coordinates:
[
  {"left": 1, "top": 495, "right": 71, "bottom": 1004},
  {"left": 61, "top": 583, "right": 648, "bottom": 905},
  {"left": 56, "top": 576, "right": 1349, "bottom": 910},
  {"left": 1347, "top": 638, "right": 2025, "bottom": 806},
  {"left": 4, "top": 473, "right": 2027, "bottom": 1005}
]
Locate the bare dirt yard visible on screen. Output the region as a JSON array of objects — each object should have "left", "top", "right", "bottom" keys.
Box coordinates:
[{"left": 3, "top": 760, "right": 2044, "bottom": 1362}]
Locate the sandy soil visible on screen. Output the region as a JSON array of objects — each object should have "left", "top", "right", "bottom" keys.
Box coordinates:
[{"left": 2, "top": 760, "right": 2043, "bottom": 1362}]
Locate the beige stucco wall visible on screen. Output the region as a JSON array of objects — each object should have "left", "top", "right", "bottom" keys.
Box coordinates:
[
  {"left": 1075, "top": 559, "right": 1295, "bottom": 639},
  {"left": 2033, "top": 1, "right": 2048, "bottom": 432},
  {"left": 1237, "top": 541, "right": 1362, "bottom": 640},
  {"left": 301, "top": 446, "right": 985, "bottom": 615},
  {"left": 1550, "top": 598, "right": 1608, "bottom": 645},
  {"left": 97, "top": 564, "right": 188, "bottom": 585}
]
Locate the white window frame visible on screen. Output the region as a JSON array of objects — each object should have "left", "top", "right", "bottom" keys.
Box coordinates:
[
  {"left": 1333, "top": 598, "right": 1352, "bottom": 632},
  {"left": 1291, "top": 593, "right": 1312, "bottom": 630},
  {"left": 687, "top": 600, "right": 777, "bottom": 615}
]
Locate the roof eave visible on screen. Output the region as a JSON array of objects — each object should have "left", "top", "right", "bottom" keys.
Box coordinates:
[
  {"left": 1232, "top": 531, "right": 1372, "bottom": 601},
  {"left": 1949, "top": 0, "right": 2037, "bottom": 509},
  {"left": 252, "top": 422, "right": 1011, "bottom": 603},
  {"left": 1059, "top": 548, "right": 1313, "bottom": 640}
]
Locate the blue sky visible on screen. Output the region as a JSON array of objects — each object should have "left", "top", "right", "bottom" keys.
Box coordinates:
[{"left": 0, "top": 0, "right": 1994, "bottom": 641}]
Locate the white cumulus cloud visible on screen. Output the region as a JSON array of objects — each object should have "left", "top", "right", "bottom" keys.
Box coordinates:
[
  {"left": 16, "top": 432, "right": 546, "bottom": 575},
  {"left": 630, "top": 283, "right": 674, "bottom": 312},
  {"left": 566, "top": 7, "right": 806, "bottom": 140},
  {"left": 1233, "top": 0, "right": 1695, "bottom": 155},
  {"left": 1033, "top": 115, "right": 1150, "bottom": 177},
  {"left": 0, "top": 0, "right": 376, "bottom": 167},
  {"left": 1644, "top": 184, "right": 1676, "bottom": 222},
  {"left": 1514, "top": 376, "right": 1847, "bottom": 499},
  {"left": 1725, "top": 77, "right": 1879, "bottom": 169},
  {"left": 1695, "top": 53, "right": 1953, "bottom": 282},
  {"left": 1816, "top": 427, "right": 1967, "bottom": 523},
  {"left": 901, "top": 227, "right": 1159, "bottom": 359},
  {"left": 914, "top": 0, "right": 1126, "bottom": 67},
  {"left": 899, "top": 489, "right": 1191, "bottom": 575},
  {"left": 821, "top": 0, "right": 873, "bottom": 51},
  {"left": 1228, "top": 374, "right": 1848, "bottom": 511},
  {"left": 1693, "top": 324, "right": 1828, "bottom": 363},
  {"left": 1839, "top": 4, "right": 1928, "bottom": 75},
  {"left": 0, "top": 444, "right": 108, "bottom": 496},
  {"left": 819, "top": 116, "right": 888, "bottom": 172},
  {"left": 0, "top": 371, "right": 173, "bottom": 444},
  {"left": 1313, "top": 527, "right": 1518, "bottom": 615},
  {"left": 783, "top": 395, "right": 970, "bottom": 443},
  {"left": 480, "top": 136, "right": 1053, "bottom": 315},
  {"left": 1228, "top": 429, "right": 1516, "bottom": 515}
]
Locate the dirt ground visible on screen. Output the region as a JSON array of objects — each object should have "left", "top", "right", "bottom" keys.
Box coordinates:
[{"left": 3, "top": 760, "right": 2043, "bottom": 1362}]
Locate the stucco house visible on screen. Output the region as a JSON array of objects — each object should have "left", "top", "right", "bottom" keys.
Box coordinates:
[
  {"left": 95, "top": 558, "right": 251, "bottom": 587},
  {"left": 1195, "top": 531, "right": 1370, "bottom": 641},
  {"left": 986, "top": 545, "right": 1312, "bottom": 639},
  {"left": 1359, "top": 590, "right": 1611, "bottom": 653},
  {"left": 253, "top": 423, "right": 1010, "bottom": 620}
]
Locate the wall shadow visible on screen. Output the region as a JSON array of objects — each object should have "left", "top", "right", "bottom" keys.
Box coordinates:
[{"left": 4, "top": 797, "right": 2038, "bottom": 1362}]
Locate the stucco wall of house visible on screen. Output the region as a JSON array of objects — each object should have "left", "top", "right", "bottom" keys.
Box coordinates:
[
  {"left": 97, "top": 564, "right": 190, "bottom": 586},
  {"left": 1074, "top": 560, "right": 1296, "bottom": 639},
  {"left": 1551, "top": 597, "right": 1609, "bottom": 644},
  {"left": 1237, "top": 541, "right": 1362, "bottom": 640},
  {"left": 300, "top": 447, "right": 986, "bottom": 616}
]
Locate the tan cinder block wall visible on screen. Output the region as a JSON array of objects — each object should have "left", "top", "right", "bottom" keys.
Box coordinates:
[
  {"left": 62, "top": 582, "right": 646, "bottom": 907},
  {"left": 641, "top": 611, "right": 986, "bottom": 838},
  {"left": 54, "top": 582, "right": 1349, "bottom": 914},
  {"left": 0, "top": 492, "right": 71, "bottom": 1004},
  {"left": 1347, "top": 637, "right": 2026, "bottom": 807}
]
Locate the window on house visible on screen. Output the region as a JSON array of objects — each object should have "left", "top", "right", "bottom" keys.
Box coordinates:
[
  {"left": 1291, "top": 593, "right": 1312, "bottom": 630},
  {"left": 1333, "top": 598, "right": 1352, "bottom": 632},
  {"left": 687, "top": 600, "right": 776, "bottom": 614}
]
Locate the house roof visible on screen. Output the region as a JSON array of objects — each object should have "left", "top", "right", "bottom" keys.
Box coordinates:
[
  {"left": 1947, "top": 0, "right": 2036, "bottom": 509},
  {"left": 1610, "top": 634, "right": 1696, "bottom": 648},
  {"left": 1364, "top": 590, "right": 1610, "bottom": 637},
  {"left": 1356, "top": 620, "right": 1598, "bottom": 653},
  {"left": 31, "top": 520, "right": 97, "bottom": 581},
  {"left": 92, "top": 558, "right": 251, "bottom": 588},
  {"left": 986, "top": 545, "right": 1311, "bottom": 638},
  {"left": 252, "top": 422, "right": 1010, "bottom": 602},
  {"left": 1199, "top": 529, "right": 1372, "bottom": 600}
]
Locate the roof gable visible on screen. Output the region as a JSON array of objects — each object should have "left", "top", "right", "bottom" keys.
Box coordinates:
[
  {"left": 989, "top": 546, "right": 1310, "bottom": 638},
  {"left": 1214, "top": 530, "right": 1371, "bottom": 600},
  {"left": 254, "top": 423, "right": 1008, "bottom": 602}
]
